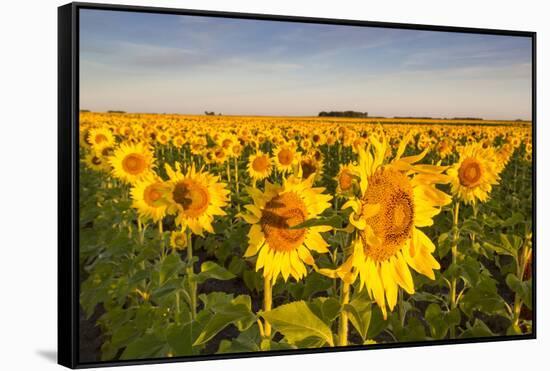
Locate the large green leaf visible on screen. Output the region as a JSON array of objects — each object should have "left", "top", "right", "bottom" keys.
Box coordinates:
[
  {"left": 345, "top": 298, "right": 372, "bottom": 341},
  {"left": 260, "top": 301, "right": 334, "bottom": 346},
  {"left": 506, "top": 274, "right": 532, "bottom": 310},
  {"left": 459, "top": 277, "right": 507, "bottom": 318},
  {"left": 120, "top": 333, "right": 166, "bottom": 360},
  {"left": 425, "top": 303, "right": 460, "bottom": 339},
  {"left": 193, "top": 296, "right": 255, "bottom": 346},
  {"left": 192, "top": 261, "right": 236, "bottom": 284}
]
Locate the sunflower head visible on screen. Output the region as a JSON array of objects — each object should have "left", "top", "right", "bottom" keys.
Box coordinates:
[
  {"left": 164, "top": 162, "right": 229, "bottom": 235},
  {"left": 88, "top": 127, "right": 115, "bottom": 151},
  {"left": 273, "top": 143, "right": 299, "bottom": 174},
  {"left": 170, "top": 231, "right": 188, "bottom": 250},
  {"left": 338, "top": 133, "right": 451, "bottom": 319},
  {"left": 447, "top": 143, "right": 500, "bottom": 205},
  {"left": 109, "top": 142, "right": 155, "bottom": 184},
  {"left": 334, "top": 163, "right": 359, "bottom": 195},
  {"left": 247, "top": 152, "right": 273, "bottom": 181},
  {"left": 239, "top": 176, "right": 333, "bottom": 285},
  {"left": 130, "top": 173, "right": 168, "bottom": 223}
]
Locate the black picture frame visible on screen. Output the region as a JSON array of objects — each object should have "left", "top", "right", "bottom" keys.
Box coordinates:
[{"left": 58, "top": 2, "right": 537, "bottom": 368}]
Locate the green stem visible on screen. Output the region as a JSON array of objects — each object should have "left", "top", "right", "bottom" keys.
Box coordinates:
[
  {"left": 398, "top": 288, "right": 405, "bottom": 327},
  {"left": 449, "top": 201, "right": 460, "bottom": 339},
  {"left": 234, "top": 157, "right": 240, "bottom": 212},
  {"left": 263, "top": 277, "right": 272, "bottom": 339},
  {"left": 186, "top": 229, "right": 197, "bottom": 320},
  {"left": 338, "top": 281, "right": 350, "bottom": 346}
]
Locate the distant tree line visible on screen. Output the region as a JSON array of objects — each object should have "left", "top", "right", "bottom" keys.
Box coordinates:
[
  {"left": 204, "top": 111, "right": 222, "bottom": 116},
  {"left": 318, "top": 111, "right": 368, "bottom": 118}
]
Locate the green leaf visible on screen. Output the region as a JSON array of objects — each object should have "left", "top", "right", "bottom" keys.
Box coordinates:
[
  {"left": 424, "top": 304, "right": 460, "bottom": 339},
  {"left": 289, "top": 215, "right": 343, "bottom": 230},
  {"left": 192, "top": 261, "right": 236, "bottom": 284},
  {"left": 193, "top": 297, "right": 255, "bottom": 346},
  {"left": 302, "top": 272, "right": 332, "bottom": 299},
  {"left": 166, "top": 322, "right": 197, "bottom": 356},
  {"left": 345, "top": 298, "right": 372, "bottom": 341},
  {"left": 260, "top": 301, "right": 334, "bottom": 346},
  {"left": 120, "top": 333, "right": 165, "bottom": 360},
  {"left": 482, "top": 242, "right": 515, "bottom": 257},
  {"left": 159, "top": 254, "right": 183, "bottom": 285},
  {"left": 459, "top": 277, "right": 507, "bottom": 318},
  {"left": 151, "top": 279, "right": 181, "bottom": 300},
  {"left": 461, "top": 319, "right": 495, "bottom": 338},
  {"left": 217, "top": 326, "right": 261, "bottom": 354},
  {"left": 506, "top": 274, "right": 532, "bottom": 309},
  {"left": 128, "top": 269, "right": 150, "bottom": 285}
]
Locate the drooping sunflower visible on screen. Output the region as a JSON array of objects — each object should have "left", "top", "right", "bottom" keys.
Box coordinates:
[
  {"left": 109, "top": 142, "right": 155, "bottom": 184},
  {"left": 130, "top": 173, "right": 168, "bottom": 223},
  {"left": 163, "top": 162, "right": 229, "bottom": 235},
  {"left": 334, "top": 163, "right": 358, "bottom": 195},
  {"left": 247, "top": 152, "right": 273, "bottom": 182},
  {"left": 337, "top": 133, "right": 451, "bottom": 319},
  {"left": 272, "top": 143, "right": 299, "bottom": 174},
  {"left": 298, "top": 151, "right": 324, "bottom": 182},
  {"left": 447, "top": 142, "right": 500, "bottom": 205},
  {"left": 240, "top": 176, "right": 332, "bottom": 284}
]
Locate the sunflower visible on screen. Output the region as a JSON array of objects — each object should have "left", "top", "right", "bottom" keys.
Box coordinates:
[
  {"left": 109, "top": 142, "right": 155, "bottom": 184},
  {"left": 334, "top": 163, "right": 358, "bottom": 195},
  {"left": 298, "top": 152, "right": 324, "bottom": 182},
  {"left": 336, "top": 133, "right": 451, "bottom": 319},
  {"left": 88, "top": 127, "right": 115, "bottom": 151},
  {"left": 170, "top": 230, "right": 188, "bottom": 250},
  {"left": 83, "top": 151, "right": 109, "bottom": 172},
  {"left": 272, "top": 143, "right": 299, "bottom": 174},
  {"left": 163, "top": 162, "right": 229, "bottom": 235},
  {"left": 240, "top": 176, "right": 332, "bottom": 284},
  {"left": 447, "top": 142, "right": 500, "bottom": 205},
  {"left": 130, "top": 173, "right": 168, "bottom": 223},
  {"left": 247, "top": 152, "right": 273, "bottom": 182}
]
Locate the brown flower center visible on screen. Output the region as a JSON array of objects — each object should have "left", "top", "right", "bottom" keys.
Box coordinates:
[
  {"left": 458, "top": 158, "right": 482, "bottom": 187},
  {"left": 339, "top": 169, "right": 353, "bottom": 191},
  {"left": 95, "top": 134, "right": 107, "bottom": 143},
  {"left": 172, "top": 179, "right": 210, "bottom": 218},
  {"left": 278, "top": 148, "right": 294, "bottom": 166},
  {"left": 222, "top": 139, "right": 232, "bottom": 149},
  {"left": 143, "top": 182, "right": 163, "bottom": 207},
  {"left": 260, "top": 192, "right": 308, "bottom": 252},
  {"left": 122, "top": 153, "right": 147, "bottom": 175},
  {"left": 91, "top": 156, "right": 102, "bottom": 165},
  {"left": 301, "top": 159, "right": 317, "bottom": 179},
  {"left": 252, "top": 155, "right": 269, "bottom": 172},
  {"left": 359, "top": 168, "right": 414, "bottom": 262}
]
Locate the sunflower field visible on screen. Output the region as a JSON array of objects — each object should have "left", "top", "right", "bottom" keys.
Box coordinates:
[{"left": 79, "top": 112, "right": 533, "bottom": 361}]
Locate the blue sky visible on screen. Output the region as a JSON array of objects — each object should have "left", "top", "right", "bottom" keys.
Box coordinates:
[{"left": 80, "top": 9, "right": 532, "bottom": 119}]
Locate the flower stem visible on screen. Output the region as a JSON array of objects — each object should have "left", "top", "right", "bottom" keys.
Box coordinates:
[
  {"left": 338, "top": 281, "right": 350, "bottom": 346},
  {"left": 234, "top": 157, "right": 240, "bottom": 212},
  {"left": 398, "top": 288, "right": 405, "bottom": 327},
  {"left": 186, "top": 229, "right": 197, "bottom": 320},
  {"left": 449, "top": 201, "right": 460, "bottom": 338},
  {"left": 158, "top": 220, "right": 165, "bottom": 259},
  {"left": 263, "top": 277, "right": 272, "bottom": 339}
]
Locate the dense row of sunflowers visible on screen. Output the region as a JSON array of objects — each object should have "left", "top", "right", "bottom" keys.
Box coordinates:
[{"left": 79, "top": 112, "right": 533, "bottom": 360}]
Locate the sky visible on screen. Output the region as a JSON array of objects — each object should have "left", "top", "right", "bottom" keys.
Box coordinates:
[{"left": 80, "top": 9, "right": 532, "bottom": 120}]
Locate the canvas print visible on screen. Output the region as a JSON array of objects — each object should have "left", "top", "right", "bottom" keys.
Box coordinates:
[{"left": 78, "top": 8, "right": 533, "bottom": 363}]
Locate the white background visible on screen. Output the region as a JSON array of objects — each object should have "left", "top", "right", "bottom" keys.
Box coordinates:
[{"left": 0, "top": 0, "right": 546, "bottom": 369}]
